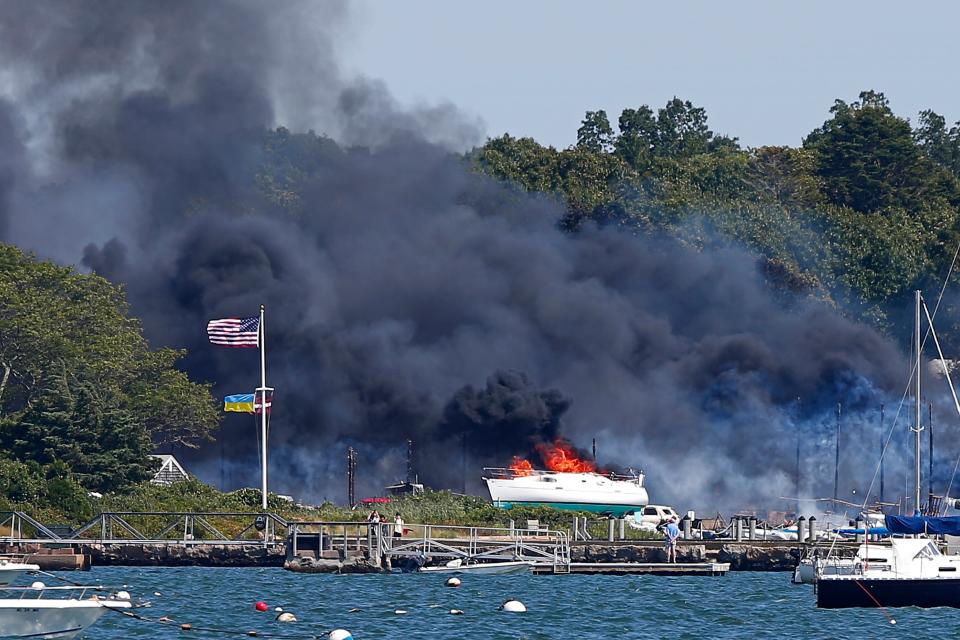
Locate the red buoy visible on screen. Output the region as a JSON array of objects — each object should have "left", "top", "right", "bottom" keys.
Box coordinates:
[{"left": 255, "top": 601, "right": 269, "bottom": 612}]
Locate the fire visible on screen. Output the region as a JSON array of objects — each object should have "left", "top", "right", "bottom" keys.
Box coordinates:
[
  {"left": 536, "top": 439, "right": 596, "bottom": 473},
  {"left": 509, "top": 457, "right": 534, "bottom": 477}
]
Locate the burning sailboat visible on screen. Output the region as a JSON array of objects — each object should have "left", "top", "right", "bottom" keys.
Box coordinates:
[{"left": 483, "top": 440, "right": 649, "bottom": 516}]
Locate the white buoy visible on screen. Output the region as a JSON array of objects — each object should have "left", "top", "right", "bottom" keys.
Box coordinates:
[
  {"left": 328, "top": 630, "right": 354, "bottom": 640},
  {"left": 445, "top": 577, "right": 462, "bottom": 587},
  {"left": 115, "top": 591, "right": 131, "bottom": 601},
  {"left": 275, "top": 606, "right": 284, "bottom": 612},
  {"left": 449, "top": 609, "right": 464, "bottom": 615},
  {"left": 500, "top": 599, "right": 526, "bottom": 613},
  {"left": 276, "top": 612, "right": 297, "bottom": 623},
  {"left": 394, "top": 609, "right": 407, "bottom": 615},
  {"left": 30, "top": 581, "right": 45, "bottom": 590}
]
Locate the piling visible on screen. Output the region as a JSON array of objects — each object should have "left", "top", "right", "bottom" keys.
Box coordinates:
[
  {"left": 734, "top": 517, "right": 743, "bottom": 542},
  {"left": 681, "top": 515, "right": 692, "bottom": 540},
  {"left": 855, "top": 517, "right": 864, "bottom": 543},
  {"left": 607, "top": 518, "right": 615, "bottom": 542},
  {"left": 747, "top": 517, "right": 756, "bottom": 541},
  {"left": 808, "top": 516, "right": 817, "bottom": 541},
  {"left": 796, "top": 516, "right": 806, "bottom": 544},
  {"left": 618, "top": 518, "right": 625, "bottom": 540}
]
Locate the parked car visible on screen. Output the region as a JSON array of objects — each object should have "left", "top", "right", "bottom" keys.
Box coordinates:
[{"left": 635, "top": 505, "right": 680, "bottom": 528}]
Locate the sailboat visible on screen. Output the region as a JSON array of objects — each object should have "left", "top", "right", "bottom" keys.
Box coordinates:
[{"left": 816, "top": 290, "right": 960, "bottom": 608}]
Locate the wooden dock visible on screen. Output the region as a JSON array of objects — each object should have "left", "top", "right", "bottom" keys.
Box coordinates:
[{"left": 533, "top": 561, "right": 730, "bottom": 576}]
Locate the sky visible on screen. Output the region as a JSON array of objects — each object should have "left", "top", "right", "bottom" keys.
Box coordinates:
[{"left": 338, "top": 0, "right": 960, "bottom": 149}]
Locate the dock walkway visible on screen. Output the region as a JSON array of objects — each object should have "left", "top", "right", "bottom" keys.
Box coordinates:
[{"left": 533, "top": 561, "right": 730, "bottom": 576}]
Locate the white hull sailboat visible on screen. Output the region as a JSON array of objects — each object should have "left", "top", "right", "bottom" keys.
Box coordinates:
[{"left": 484, "top": 469, "right": 648, "bottom": 516}]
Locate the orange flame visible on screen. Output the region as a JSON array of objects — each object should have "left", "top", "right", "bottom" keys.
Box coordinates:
[
  {"left": 509, "top": 457, "right": 534, "bottom": 477},
  {"left": 536, "top": 440, "right": 596, "bottom": 473}
]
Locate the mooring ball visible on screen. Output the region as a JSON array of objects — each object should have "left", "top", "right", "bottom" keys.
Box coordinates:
[
  {"left": 181, "top": 623, "right": 193, "bottom": 631},
  {"left": 115, "top": 590, "right": 131, "bottom": 601},
  {"left": 445, "top": 577, "right": 462, "bottom": 587},
  {"left": 500, "top": 600, "right": 526, "bottom": 613},
  {"left": 276, "top": 612, "right": 297, "bottom": 623},
  {"left": 30, "top": 581, "right": 45, "bottom": 590},
  {"left": 449, "top": 609, "right": 464, "bottom": 615},
  {"left": 255, "top": 601, "right": 269, "bottom": 612},
  {"left": 394, "top": 609, "right": 407, "bottom": 615},
  {"left": 274, "top": 607, "right": 283, "bottom": 612},
  {"left": 328, "top": 630, "right": 354, "bottom": 640}
]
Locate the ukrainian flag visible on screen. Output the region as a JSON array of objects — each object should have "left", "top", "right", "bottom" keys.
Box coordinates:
[{"left": 224, "top": 394, "right": 255, "bottom": 413}]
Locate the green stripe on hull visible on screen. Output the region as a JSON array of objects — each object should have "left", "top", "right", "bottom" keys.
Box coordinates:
[{"left": 493, "top": 501, "right": 642, "bottom": 517}]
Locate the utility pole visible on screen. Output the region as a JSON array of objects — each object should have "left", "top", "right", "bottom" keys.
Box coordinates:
[{"left": 346, "top": 447, "right": 357, "bottom": 507}]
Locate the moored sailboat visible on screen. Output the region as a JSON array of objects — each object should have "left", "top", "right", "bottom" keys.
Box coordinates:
[{"left": 816, "top": 290, "right": 960, "bottom": 608}]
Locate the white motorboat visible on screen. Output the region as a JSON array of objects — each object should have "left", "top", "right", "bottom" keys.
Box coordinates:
[
  {"left": 0, "top": 559, "right": 40, "bottom": 587},
  {"left": 0, "top": 584, "right": 132, "bottom": 639},
  {"left": 483, "top": 468, "right": 648, "bottom": 516},
  {"left": 419, "top": 559, "right": 535, "bottom": 575}
]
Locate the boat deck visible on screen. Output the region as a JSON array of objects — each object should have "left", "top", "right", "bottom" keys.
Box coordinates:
[{"left": 533, "top": 561, "right": 730, "bottom": 576}]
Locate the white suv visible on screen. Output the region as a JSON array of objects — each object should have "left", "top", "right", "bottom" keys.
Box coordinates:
[{"left": 635, "top": 505, "right": 679, "bottom": 528}]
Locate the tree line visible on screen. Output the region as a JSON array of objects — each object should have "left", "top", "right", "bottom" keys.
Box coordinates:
[
  {"left": 0, "top": 245, "right": 218, "bottom": 510},
  {"left": 471, "top": 91, "right": 960, "bottom": 336}
]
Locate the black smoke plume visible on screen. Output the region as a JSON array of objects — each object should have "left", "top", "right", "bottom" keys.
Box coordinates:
[{"left": 0, "top": 1, "right": 932, "bottom": 511}]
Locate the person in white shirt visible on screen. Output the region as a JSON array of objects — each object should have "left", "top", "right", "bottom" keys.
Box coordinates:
[{"left": 394, "top": 513, "right": 404, "bottom": 538}]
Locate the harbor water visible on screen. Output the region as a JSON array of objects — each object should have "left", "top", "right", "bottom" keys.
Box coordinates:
[{"left": 81, "top": 566, "right": 939, "bottom": 638}]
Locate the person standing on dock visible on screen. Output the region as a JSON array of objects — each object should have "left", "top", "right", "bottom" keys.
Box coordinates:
[
  {"left": 664, "top": 516, "right": 680, "bottom": 563},
  {"left": 394, "top": 513, "right": 404, "bottom": 539}
]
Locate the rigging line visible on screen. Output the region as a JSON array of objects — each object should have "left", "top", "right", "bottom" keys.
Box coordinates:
[
  {"left": 921, "top": 301, "right": 960, "bottom": 510},
  {"left": 859, "top": 372, "right": 912, "bottom": 511},
  {"left": 858, "top": 254, "right": 959, "bottom": 514}
]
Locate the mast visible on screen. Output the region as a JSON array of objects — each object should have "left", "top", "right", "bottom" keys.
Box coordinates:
[
  {"left": 259, "top": 304, "right": 268, "bottom": 511},
  {"left": 915, "top": 290, "right": 922, "bottom": 515}
]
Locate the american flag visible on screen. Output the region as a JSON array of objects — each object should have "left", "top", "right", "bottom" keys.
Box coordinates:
[{"left": 207, "top": 317, "right": 260, "bottom": 347}]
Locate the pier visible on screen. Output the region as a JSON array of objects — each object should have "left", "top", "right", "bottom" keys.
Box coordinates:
[{"left": 0, "top": 509, "right": 861, "bottom": 573}]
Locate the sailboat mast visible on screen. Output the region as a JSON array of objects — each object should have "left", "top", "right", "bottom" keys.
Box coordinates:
[{"left": 915, "top": 289, "right": 923, "bottom": 514}]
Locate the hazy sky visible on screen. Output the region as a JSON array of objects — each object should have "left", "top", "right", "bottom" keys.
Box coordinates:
[{"left": 340, "top": 0, "right": 960, "bottom": 149}]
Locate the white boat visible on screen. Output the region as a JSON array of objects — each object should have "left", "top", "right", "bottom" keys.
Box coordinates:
[
  {"left": 483, "top": 468, "right": 648, "bottom": 516},
  {"left": 0, "top": 584, "right": 132, "bottom": 639},
  {"left": 0, "top": 559, "right": 40, "bottom": 587},
  {"left": 419, "top": 559, "right": 535, "bottom": 575}
]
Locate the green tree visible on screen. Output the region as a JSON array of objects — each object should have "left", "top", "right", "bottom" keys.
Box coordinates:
[
  {"left": 576, "top": 110, "right": 614, "bottom": 153},
  {"left": 614, "top": 106, "right": 657, "bottom": 171},
  {"left": 915, "top": 109, "right": 960, "bottom": 178},
  {"left": 0, "top": 244, "right": 218, "bottom": 490},
  {"left": 804, "top": 91, "right": 960, "bottom": 213}
]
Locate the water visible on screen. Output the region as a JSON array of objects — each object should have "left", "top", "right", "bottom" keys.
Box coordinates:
[{"left": 78, "top": 567, "right": 944, "bottom": 639}]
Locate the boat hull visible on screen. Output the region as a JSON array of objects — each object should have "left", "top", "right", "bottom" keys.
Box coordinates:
[
  {"left": 0, "top": 565, "right": 40, "bottom": 588},
  {"left": 419, "top": 561, "right": 535, "bottom": 575},
  {"left": 817, "top": 577, "right": 960, "bottom": 608},
  {"left": 0, "top": 600, "right": 128, "bottom": 639},
  {"left": 485, "top": 472, "right": 648, "bottom": 516},
  {"left": 492, "top": 501, "right": 644, "bottom": 517}
]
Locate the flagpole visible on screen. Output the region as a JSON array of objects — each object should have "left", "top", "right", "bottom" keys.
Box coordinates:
[{"left": 259, "top": 304, "right": 268, "bottom": 511}]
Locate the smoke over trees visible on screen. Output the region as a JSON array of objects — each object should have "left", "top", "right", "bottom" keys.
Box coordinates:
[{"left": 0, "top": 1, "right": 947, "bottom": 511}]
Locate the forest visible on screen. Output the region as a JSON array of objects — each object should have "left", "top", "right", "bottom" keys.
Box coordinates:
[{"left": 3, "top": 89, "right": 960, "bottom": 518}]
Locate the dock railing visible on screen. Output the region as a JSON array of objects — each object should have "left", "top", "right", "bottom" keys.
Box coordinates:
[
  {"left": 0, "top": 511, "right": 290, "bottom": 546},
  {"left": 374, "top": 522, "right": 571, "bottom": 573}
]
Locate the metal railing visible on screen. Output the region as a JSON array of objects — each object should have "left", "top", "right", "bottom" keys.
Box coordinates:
[{"left": 0, "top": 511, "right": 290, "bottom": 546}]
